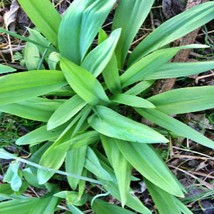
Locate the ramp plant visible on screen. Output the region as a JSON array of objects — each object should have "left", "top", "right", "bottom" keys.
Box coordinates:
[{"left": 0, "top": 0, "right": 214, "bottom": 213}]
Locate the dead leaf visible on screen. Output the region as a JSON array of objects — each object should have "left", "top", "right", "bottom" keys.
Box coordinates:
[{"left": 3, "top": 0, "right": 20, "bottom": 31}]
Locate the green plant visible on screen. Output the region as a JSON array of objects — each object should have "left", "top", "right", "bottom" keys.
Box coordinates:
[{"left": 0, "top": 0, "right": 214, "bottom": 213}]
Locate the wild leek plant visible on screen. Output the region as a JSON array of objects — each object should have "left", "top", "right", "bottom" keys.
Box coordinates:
[{"left": 0, "top": 0, "right": 214, "bottom": 213}]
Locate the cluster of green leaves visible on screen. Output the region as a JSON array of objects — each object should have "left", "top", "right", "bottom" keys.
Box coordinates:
[{"left": 0, "top": 0, "right": 214, "bottom": 213}]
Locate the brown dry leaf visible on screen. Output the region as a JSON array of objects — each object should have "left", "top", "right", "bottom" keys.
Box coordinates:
[{"left": 3, "top": 0, "right": 20, "bottom": 31}]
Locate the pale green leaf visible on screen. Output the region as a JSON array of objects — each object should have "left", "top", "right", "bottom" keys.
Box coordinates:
[
  {"left": 88, "top": 106, "right": 168, "bottom": 144},
  {"left": 0, "top": 64, "right": 16, "bottom": 74},
  {"left": 116, "top": 140, "right": 184, "bottom": 197},
  {"left": 16, "top": 125, "right": 63, "bottom": 146},
  {"left": 145, "top": 179, "right": 192, "bottom": 214},
  {"left": 137, "top": 108, "right": 214, "bottom": 149},
  {"left": 101, "top": 136, "right": 131, "bottom": 206},
  {"left": 0, "top": 98, "right": 63, "bottom": 122},
  {"left": 129, "top": 2, "right": 214, "bottom": 64},
  {"left": 121, "top": 45, "right": 207, "bottom": 87},
  {"left": 0, "top": 196, "right": 58, "bottom": 214},
  {"left": 144, "top": 61, "right": 214, "bottom": 80},
  {"left": 85, "top": 147, "right": 112, "bottom": 181},
  {"left": 58, "top": 0, "right": 116, "bottom": 64},
  {"left": 111, "top": 93, "right": 155, "bottom": 108},
  {"left": 0, "top": 148, "right": 17, "bottom": 160},
  {"left": 47, "top": 95, "right": 87, "bottom": 130},
  {"left": 102, "top": 54, "right": 122, "bottom": 94},
  {"left": 82, "top": 29, "right": 121, "bottom": 77},
  {"left": 66, "top": 146, "right": 87, "bottom": 190},
  {"left": 148, "top": 86, "right": 214, "bottom": 114},
  {"left": 103, "top": 180, "right": 151, "bottom": 214},
  {"left": 18, "top": 0, "right": 61, "bottom": 47},
  {"left": 0, "top": 70, "right": 66, "bottom": 105},
  {"left": 112, "top": 0, "right": 155, "bottom": 68},
  {"left": 60, "top": 57, "right": 110, "bottom": 105},
  {"left": 3, "top": 161, "right": 22, "bottom": 192},
  {"left": 92, "top": 199, "right": 135, "bottom": 214},
  {"left": 24, "top": 42, "right": 41, "bottom": 70},
  {"left": 125, "top": 81, "right": 154, "bottom": 96}
]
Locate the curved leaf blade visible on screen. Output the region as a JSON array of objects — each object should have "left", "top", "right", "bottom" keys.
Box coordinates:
[
  {"left": 148, "top": 86, "right": 214, "bottom": 114},
  {"left": 82, "top": 29, "right": 121, "bottom": 77},
  {"left": 47, "top": 95, "right": 87, "bottom": 130},
  {"left": 137, "top": 108, "right": 214, "bottom": 149},
  {"left": 58, "top": 0, "right": 116, "bottom": 64},
  {"left": 88, "top": 106, "right": 168, "bottom": 144},
  {"left": 144, "top": 61, "right": 214, "bottom": 80},
  {"left": 112, "top": 0, "right": 155, "bottom": 68},
  {"left": 116, "top": 141, "right": 184, "bottom": 197},
  {"left": 0, "top": 98, "right": 63, "bottom": 122},
  {"left": 0, "top": 64, "right": 16, "bottom": 74},
  {"left": 18, "top": 0, "right": 61, "bottom": 47},
  {"left": 111, "top": 93, "right": 155, "bottom": 108},
  {"left": 60, "top": 57, "right": 110, "bottom": 105},
  {"left": 129, "top": 2, "right": 214, "bottom": 64},
  {"left": 0, "top": 70, "right": 66, "bottom": 105}
]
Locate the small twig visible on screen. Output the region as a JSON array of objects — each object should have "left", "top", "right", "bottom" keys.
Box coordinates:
[{"left": 169, "top": 165, "right": 213, "bottom": 189}]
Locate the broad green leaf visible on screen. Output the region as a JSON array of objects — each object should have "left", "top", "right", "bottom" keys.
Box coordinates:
[
  {"left": 116, "top": 140, "right": 184, "bottom": 197},
  {"left": 16, "top": 125, "right": 63, "bottom": 146},
  {"left": 0, "top": 148, "right": 17, "bottom": 160},
  {"left": 129, "top": 2, "right": 214, "bottom": 64},
  {"left": 37, "top": 121, "right": 77, "bottom": 184},
  {"left": 145, "top": 179, "right": 192, "bottom": 214},
  {"left": 81, "top": 29, "right": 121, "bottom": 77},
  {"left": 125, "top": 81, "right": 154, "bottom": 96},
  {"left": 0, "top": 196, "right": 58, "bottom": 214},
  {"left": 101, "top": 136, "right": 131, "bottom": 206},
  {"left": 27, "top": 28, "right": 55, "bottom": 59},
  {"left": 103, "top": 180, "right": 151, "bottom": 214},
  {"left": 24, "top": 42, "right": 42, "bottom": 70},
  {"left": 137, "top": 108, "right": 214, "bottom": 149},
  {"left": 3, "top": 161, "right": 22, "bottom": 192},
  {"left": 88, "top": 106, "right": 168, "bottom": 144},
  {"left": 102, "top": 54, "right": 122, "bottom": 94},
  {"left": 47, "top": 95, "right": 87, "bottom": 130},
  {"left": 92, "top": 199, "right": 135, "bottom": 214},
  {"left": 85, "top": 147, "right": 112, "bottom": 181},
  {"left": 148, "top": 86, "right": 214, "bottom": 114},
  {"left": 0, "top": 64, "right": 16, "bottom": 74},
  {"left": 68, "top": 205, "right": 84, "bottom": 214},
  {"left": 112, "top": 0, "right": 155, "bottom": 68},
  {"left": 58, "top": 0, "right": 116, "bottom": 64},
  {"left": 144, "top": 61, "right": 214, "bottom": 80},
  {"left": 121, "top": 45, "right": 207, "bottom": 87},
  {"left": 60, "top": 57, "right": 110, "bottom": 105},
  {"left": 0, "top": 70, "right": 66, "bottom": 105},
  {"left": 111, "top": 93, "right": 155, "bottom": 108},
  {"left": 55, "top": 131, "right": 99, "bottom": 150},
  {"left": 0, "top": 98, "right": 63, "bottom": 122},
  {"left": 18, "top": 0, "right": 61, "bottom": 47},
  {"left": 66, "top": 146, "right": 87, "bottom": 190}
]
